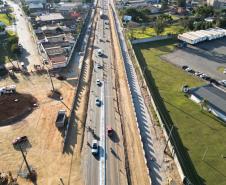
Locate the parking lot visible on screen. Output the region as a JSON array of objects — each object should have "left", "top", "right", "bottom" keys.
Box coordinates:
[{"left": 163, "top": 39, "right": 226, "bottom": 80}]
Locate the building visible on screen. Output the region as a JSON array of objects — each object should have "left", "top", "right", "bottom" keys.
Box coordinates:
[
  {"left": 190, "top": 84, "right": 226, "bottom": 122},
  {"left": 36, "top": 13, "right": 65, "bottom": 25},
  {"left": 207, "top": 0, "right": 226, "bottom": 8},
  {"left": 55, "top": 2, "right": 82, "bottom": 15},
  {"left": 28, "top": 3, "right": 43, "bottom": 13},
  {"left": 178, "top": 28, "right": 226, "bottom": 45}
]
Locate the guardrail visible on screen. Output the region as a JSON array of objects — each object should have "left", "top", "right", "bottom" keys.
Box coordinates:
[
  {"left": 110, "top": 5, "right": 152, "bottom": 185},
  {"left": 62, "top": 0, "right": 98, "bottom": 152}
]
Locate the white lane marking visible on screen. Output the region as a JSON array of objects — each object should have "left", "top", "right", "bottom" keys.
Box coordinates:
[{"left": 99, "top": 81, "right": 105, "bottom": 185}]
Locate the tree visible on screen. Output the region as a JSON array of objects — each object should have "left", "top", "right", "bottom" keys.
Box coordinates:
[
  {"left": 194, "top": 5, "right": 214, "bottom": 18},
  {"left": 177, "top": 0, "right": 186, "bottom": 8},
  {"left": 10, "top": 43, "right": 20, "bottom": 54},
  {"left": 154, "top": 17, "right": 165, "bottom": 35}
]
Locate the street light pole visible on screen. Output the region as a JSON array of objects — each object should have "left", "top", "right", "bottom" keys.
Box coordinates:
[
  {"left": 19, "top": 145, "right": 32, "bottom": 175},
  {"left": 164, "top": 125, "right": 174, "bottom": 153}
]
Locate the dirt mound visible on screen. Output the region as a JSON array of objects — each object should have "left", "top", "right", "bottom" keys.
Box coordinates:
[{"left": 0, "top": 93, "right": 37, "bottom": 125}]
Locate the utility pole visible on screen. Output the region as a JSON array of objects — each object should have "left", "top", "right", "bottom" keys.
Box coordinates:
[
  {"left": 46, "top": 66, "right": 55, "bottom": 91},
  {"left": 19, "top": 145, "right": 32, "bottom": 175},
  {"left": 164, "top": 125, "right": 174, "bottom": 153}
]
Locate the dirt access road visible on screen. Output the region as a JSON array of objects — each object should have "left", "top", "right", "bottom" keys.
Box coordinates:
[
  {"left": 108, "top": 6, "right": 151, "bottom": 185},
  {"left": 0, "top": 72, "right": 83, "bottom": 185}
]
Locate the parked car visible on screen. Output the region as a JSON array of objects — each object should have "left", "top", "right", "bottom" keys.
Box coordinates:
[
  {"left": 182, "top": 65, "right": 188, "bottom": 70},
  {"left": 95, "top": 98, "right": 101, "bottom": 106},
  {"left": 186, "top": 68, "right": 195, "bottom": 74},
  {"left": 219, "top": 80, "right": 226, "bottom": 87},
  {"left": 12, "top": 136, "right": 28, "bottom": 146},
  {"left": 91, "top": 140, "right": 98, "bottom": 155},
  {"left": 195, "top": 71, "right": 203, "bottom": 76},
  {"left": 210, "top": 79, "right": 221, "bottom": 86}
]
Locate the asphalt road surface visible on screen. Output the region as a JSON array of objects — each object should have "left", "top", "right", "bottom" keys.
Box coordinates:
[
  {"left": 85, "top": 0, "right": 124, "bottom": 184},
  {"left": 8, "top": 1, "right": 41, "bottom": 71}
]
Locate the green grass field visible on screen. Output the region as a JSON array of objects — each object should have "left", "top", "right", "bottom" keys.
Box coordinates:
[
  {"left": 128, "top": 24, "right": 185, "bottom": 39},
  {"left": 0, "top": 13, "right": 12, "bottom": 26},
  {"left": 134, "top": 39, "right": 226, "bottom": 185}
]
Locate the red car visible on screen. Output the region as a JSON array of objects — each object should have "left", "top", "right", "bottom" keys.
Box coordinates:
[
  {"left": 12, "top": 136, "right": 28, "bottom": 146},
  {"left": 107, "top": 127, "right": 113, "bottom": 136}
]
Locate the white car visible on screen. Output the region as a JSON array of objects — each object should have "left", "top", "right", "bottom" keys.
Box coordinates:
[
  {"left": 97, "top": 49, "right": 103, "bottom": 57},
  {"left": 219, "top": 80, "right": 226, "bottom": 87},
  {"left": 96, "top": 79, "right": 101, "bottom": 86},
  {"left": 91, "top": 140, "right": 98, "bottom": 155}
]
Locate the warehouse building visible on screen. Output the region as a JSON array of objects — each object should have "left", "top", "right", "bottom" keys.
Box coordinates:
[
  {"left": 178, "top": 28, "right": 226, "bottom": 44},
  {"left": 190, "top": 84, "right": 226, "bottom": 122}
]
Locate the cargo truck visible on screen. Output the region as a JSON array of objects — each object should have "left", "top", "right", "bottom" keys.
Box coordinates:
[{"left": 55, "top": 110, "right": 66, "bottom": 128}]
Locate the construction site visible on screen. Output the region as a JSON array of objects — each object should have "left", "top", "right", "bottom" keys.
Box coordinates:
[{"left": 0, "top": 0, "right": 182, "bottom": 184}]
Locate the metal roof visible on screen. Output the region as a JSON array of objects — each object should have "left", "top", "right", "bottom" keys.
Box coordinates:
[{"left": 190, "top": 84, "right": 226, "bottom": 115}]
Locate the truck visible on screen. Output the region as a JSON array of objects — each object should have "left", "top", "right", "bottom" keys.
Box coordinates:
[
  {"left": 0, "top": 85, "right": 16, "bottom": 96},
  {"left": 55, "top": 110, "right": 66, "bottom": 128},
  {"left": 100, "top": 10, "right": 104, "bottom": 19}
]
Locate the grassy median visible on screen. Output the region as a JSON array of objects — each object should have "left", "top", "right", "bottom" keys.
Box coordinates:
[{"left": 134, "top": 39, "right": 226, "bottom": 185}]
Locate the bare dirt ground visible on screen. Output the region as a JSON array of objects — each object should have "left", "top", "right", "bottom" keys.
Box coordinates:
[
  {"left": 0, "top": 93, "right": 37, "bottom": 123},
  {"left": 0, "top": 72, "right": 83, "bottom": 185},
  {"left": 109, "top": 7, "right": 151, "bottom": 185}
]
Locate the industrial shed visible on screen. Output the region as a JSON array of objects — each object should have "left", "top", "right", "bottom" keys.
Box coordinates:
[
  {"left": 178, "top": 28, "right": 226, "bottom": 44},
  {"left": 190, "top": 84, "right": 226, "bottom": 122}
]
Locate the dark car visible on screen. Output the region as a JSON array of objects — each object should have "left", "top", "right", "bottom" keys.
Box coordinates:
[
  {"left": 182, "top": 65, "right": 188, "bottom": 70},
  {"left": 12, "top": 136, "right": 28, "bottom": 146},
  {"left": 107, "top": 126, "right": 113, "bottom": 136}
]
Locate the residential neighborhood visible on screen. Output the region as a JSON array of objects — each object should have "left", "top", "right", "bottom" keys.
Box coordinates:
[{"left": 1, "top": 0, "right": 226, "bottom": 184}]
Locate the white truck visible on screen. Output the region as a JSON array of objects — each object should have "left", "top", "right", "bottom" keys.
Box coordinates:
[
  {"left": 55, "top": 110, "right": 67, "bottom": 128},
  {"left": 0, "top": 85, "right": 16, "bottom": 96}
]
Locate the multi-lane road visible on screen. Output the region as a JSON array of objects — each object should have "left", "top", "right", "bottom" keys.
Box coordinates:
[{"left": 84, "top": 0, "right": 127, "bottom": 184}]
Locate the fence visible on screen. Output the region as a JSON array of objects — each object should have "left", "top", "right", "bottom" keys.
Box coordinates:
[
  {"left": 131, "top": 34, "right": 176, "bottom": 44},
  {"left": 130, "top": 39, "right": 202, "bottom": 185}
]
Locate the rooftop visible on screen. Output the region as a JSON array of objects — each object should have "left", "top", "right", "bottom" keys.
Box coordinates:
[
  {"left": 190, "top": 84, "right": 226, "bottom": 115},
  {"left": 36, "top": 13, "right": 64, "bottom": 22},
  {"left": 29, "top": 2, "right": 43, "bottom": 9},
  {"left": 46, "top": 46, "right": 65, "bottom": 56},
  {"left": 49, "top": 55, "right": 67, "bottom": 64}
]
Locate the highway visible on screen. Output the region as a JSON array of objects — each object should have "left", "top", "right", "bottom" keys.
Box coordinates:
[{"left": 84, "top": 0, "right": 127, "bottom": 184}]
